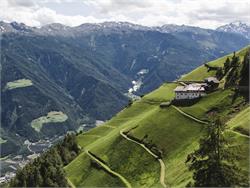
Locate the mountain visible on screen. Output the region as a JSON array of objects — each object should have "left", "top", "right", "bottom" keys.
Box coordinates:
[
  {"left": 65, "top": 46, "right": 250, "bottom": 187},
  {"left": 0, "top": 21, "right": 249, "bottom": 159},
  {"left": 9, "top": 46, "right": 250, "bottom": 187},
  {"left": 217, "top": 21, "right": 250, "bottom": 39}
]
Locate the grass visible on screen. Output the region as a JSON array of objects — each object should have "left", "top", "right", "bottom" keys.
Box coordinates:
[
  {"left": 65, "top": 47, "right": 249, "bottom": 187},
  {"left": 65, "top": 152, "right": 123, "bottom": 187},
  {"left": 180, "top": 45, "right": 250, "bottom": 81},
  {"left": 31, "top": 111, "right": 68, "bottom": 132},
  {"left": 91, "top": 135, "right": 160, "bottom": 187},
  {"left": 86, "top": 151, "right": 132, "bottom": 188},
  {"left": 227, "top": 106, "right": 250, "bottom": 135},
  {"left": 5, "top": 79, "right": 33, "bottom": 90},
  {"left": 224, "top": 130, "right": 249, "bottom": 174},
  {"left": 65, "top": 102, "right": 162, "bottom": 187},
  {"left": 142, "top": 83, "right": 178, "bottom": 102},
  {"left": 179, "top": 89, "right": 235, "bottom": 120},
  {"left": 66, "top": 101, "right": 203, "bottom": 187}
]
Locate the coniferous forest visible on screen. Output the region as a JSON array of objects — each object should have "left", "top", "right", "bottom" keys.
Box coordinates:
[{"left": 9, "top": 134, "right": 79, "bottom": 187}]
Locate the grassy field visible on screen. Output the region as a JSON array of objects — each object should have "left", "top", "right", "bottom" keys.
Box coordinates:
[
  {"left": 65, "top": 152, "right": 124, "bottom": 187},
  {"left": 227, "top": 106, "right": 250, "bottom": 135},
  {"left": 5, "top": 79, "right": 33, "bottom": 90},
  {"left": 65, "top": 47, "right": 249, "bottom": 187},
  {"left": 31, "top": 111, "right": 68, "bottom": 132},
  {"left": 65, "top": 96, "right": 205, "bottom": 187},
  {"left": 224, "top": 130, "right": 249, "bottom": 176},
  {"left": 179, "top": 89, "right": 236, "bottom": 120},
  {"left": 142, "top": 83, "right": 178, "bottom": 102},
  {"left": 180, "top": 45, "right": 249, "bottom": 81}
]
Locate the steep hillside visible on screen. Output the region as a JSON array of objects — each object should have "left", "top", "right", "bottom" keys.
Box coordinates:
[
  {"left": 65, "top": 46, "right": 249, "bottom": 187},
  {"left": 1, "top": 21, "right": 249, "bottom": 158}
]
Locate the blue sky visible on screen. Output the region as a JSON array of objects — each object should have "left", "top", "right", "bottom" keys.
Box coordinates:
[{"left": 0, "top": 0, "right": 249, "bottom": 28}]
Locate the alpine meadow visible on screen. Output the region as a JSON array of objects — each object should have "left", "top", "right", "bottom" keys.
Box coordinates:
[{"left": 0, "top": 0, "right": 249, "bottom": 187}]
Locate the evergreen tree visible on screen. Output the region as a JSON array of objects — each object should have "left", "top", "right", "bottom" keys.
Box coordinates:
[
  {"left": 9, "top": 133, "right": 80, "bottom": 187},
  {"left": 34, "top": 167, "right": 43, "bottom": 186},
  {"left": 224, "top": 54, "right": 240, "bottom": 88},
  {"left": 231, "top": 53, "right": 239, "bottom": 67},
  {"left": 186, "top": 118, "right": 247, "bottom": 187},
  {"left": 223, "top": 57, "right": 231, "bottom": 73},
  {"left": 216, "top": 68, "right": 223, "bottom": 80},
  {"left": 239, "top": 50, "right": 249, "bottom": 86}
]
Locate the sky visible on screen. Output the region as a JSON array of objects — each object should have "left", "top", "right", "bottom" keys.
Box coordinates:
[{"left": 0, "top": 0, "right": 249, "bottom": 29}]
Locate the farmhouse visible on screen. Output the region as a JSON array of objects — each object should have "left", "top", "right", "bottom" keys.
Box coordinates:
[
  {"left": 174, "top": 83, "right": 206, "bottom": 100},
  {"left": 204, "top": 77, "right": 219, "bottom": 89},
  {"left": 204, "top": 77, "right": 219, "bottom": 84}
]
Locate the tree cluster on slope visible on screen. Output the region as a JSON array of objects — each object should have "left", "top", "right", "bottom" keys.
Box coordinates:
[
  {"left": 186, "top": 118, "right": 248, "bottom": 187},
  {"left": 224, "top": 50, "right": 249, "bottom": 88},
  {"left": 239, "top": 50, "right": 249, "bottom": 87},
  {"left": 9, "top": 134, "right": 80, "bottom": 187}
]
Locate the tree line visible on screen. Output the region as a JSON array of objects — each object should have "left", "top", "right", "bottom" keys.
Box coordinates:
[
  {"left": 216, "top": 50, "right": 249, "bottom": 90},
  {"left": 186, "top": 117, "right": 248, "bottom": 187},
  {"left": 9, "top": 134, "right": 80, "bottom": 187}
]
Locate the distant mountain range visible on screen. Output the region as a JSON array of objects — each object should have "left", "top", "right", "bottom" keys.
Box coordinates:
[
  {"left": 216, "top": 21, "right": 250, "bottom": 39},
  {"left": 0, "top": 20, "right": 249, "bottom": 158}
]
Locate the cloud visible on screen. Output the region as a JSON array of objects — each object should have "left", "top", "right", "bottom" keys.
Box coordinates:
[
  {"left": 0, "top": 0, "right": 249, "bottom": 28},
  {"left": 0, "top": 0, "right": 102, "bottom": 27},
  {"left": 8, "top": 0, "right": 36, "bottom": 7}
]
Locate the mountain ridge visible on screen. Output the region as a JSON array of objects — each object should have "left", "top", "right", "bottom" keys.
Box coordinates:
[
  {"left": 1, "top": 20, "right": 250, "bottom": 36},
  {"left": 1, "top": 20, "right": 249, "bottom": 169},
  {"left": 216, "top": 21, "right": 250, "bottom": 39}
]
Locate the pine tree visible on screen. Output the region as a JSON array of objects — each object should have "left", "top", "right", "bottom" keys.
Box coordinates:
[
  {"left": 9, "top": 133, "right": 82, "bottom": 187},
  {"left": 223, "top": 57, "right": 231, "bottom": 73},
  {"left": 231, "top": 54, "right": 239, "bottom": 67},
  {"left": 34, "top": 167, "right": 43, "bottom": 186},
  {"left": 186, "top": 118, "right": 247, "bottom": 187},
  {"left": 239, "top": 50, "right": 249, "bottom": 86},
  {"left": 216, "top": 68, "right": 223, "bottom": 80},
  {"left": 225, "top": 55, "right": 240, "bottom": 88}
]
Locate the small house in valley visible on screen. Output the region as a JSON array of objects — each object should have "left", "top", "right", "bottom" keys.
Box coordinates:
[{"left": 174, "top": 83, "right": 206, "bottom": 100}]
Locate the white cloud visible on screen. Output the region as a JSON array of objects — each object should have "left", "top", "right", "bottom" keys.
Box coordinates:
[
  {"left": 0, "top": 0, "right": 249, "bottom": 28},
  {"left": 0, "top": 0, "right": 102, "bottom": 27}
]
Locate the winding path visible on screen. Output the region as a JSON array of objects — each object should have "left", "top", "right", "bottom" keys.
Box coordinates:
[
  {"left": 172, "top": 105, "right": 209, "bottom": 125},
  {"left": 67, "top": 178, "right": 76, "bottom": 188},
  {"left": 120, "top": 130, "right": 167, "bottom": 188},
  {"left": 86, "top": 150, "right": 132, "bottom": 188},
  {"left": 226, "top": 129, "right": 250, "bottom": 138}
]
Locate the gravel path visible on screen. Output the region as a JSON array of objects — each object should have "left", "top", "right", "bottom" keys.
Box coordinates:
[
  {"left": 120, "top": 130, "right": 167, "bottom": 188},
  {"left": 86, "top": 150, "right": 132, "bottom": 188},
  {"left": 172, "top": 105, "right": 209, "bottom": 125}
]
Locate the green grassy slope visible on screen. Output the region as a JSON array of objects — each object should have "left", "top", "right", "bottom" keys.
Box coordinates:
[
  {"left": 180, "top": 45, "right": 249, "bottom": 81},
  {"left": 65, "top": 46, "right": 249, "bottom": 187},
  {"left": 227, "top": 106, "right": 249, "bottom": 134}
]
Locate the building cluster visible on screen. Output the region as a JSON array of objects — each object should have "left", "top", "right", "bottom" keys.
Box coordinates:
[
  {"left": 0, "top": 172, "right": 15, "bottom": 184},
  {"left": 174, "top": 77, "right": 219, "bottom": 100}
]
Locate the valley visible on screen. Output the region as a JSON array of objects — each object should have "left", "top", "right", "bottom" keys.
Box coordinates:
[{"left": 0, "top": 20, "right": 249, "bottom": 185}]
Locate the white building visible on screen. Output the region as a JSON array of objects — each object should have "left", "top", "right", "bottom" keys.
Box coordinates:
[{"left": 174, "top": 83, "right": 206, "bottom": 100}]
